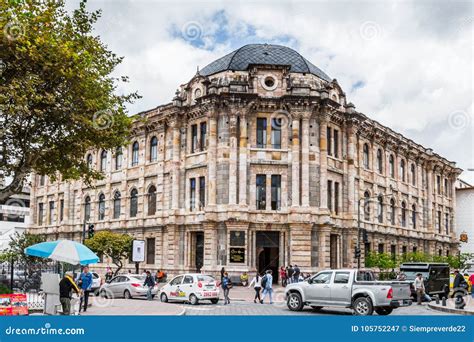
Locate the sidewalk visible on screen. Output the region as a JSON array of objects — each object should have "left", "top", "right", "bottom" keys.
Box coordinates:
[
  {"left": 428, "top": 296, "right": 474, "bottom": 315},
  {"left": 223, "top": 284, "right": 287, "bottom": 303},
  {"left": 79, "top": 297, "right": 186, "bottom": 315}
]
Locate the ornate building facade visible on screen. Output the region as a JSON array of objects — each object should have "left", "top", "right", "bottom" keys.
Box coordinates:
[{"left": 29, "top": 44, "right": 462, "bottom": 278}]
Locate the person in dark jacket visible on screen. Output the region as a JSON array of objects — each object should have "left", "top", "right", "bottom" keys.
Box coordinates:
[
  {"left": 59, "top": 271, "right": 80, "bottom": 315},
  {"left": 452, "top": 270, "right": 467, "bottom": 298},
  {"left": 143, "top": 271, "right": 155, "bottom": 300},
  {"left": 78, "top": 266, "right": 93, "bottom": 312},
  {"left": 222, "top": 272, "right": 231, "bottom": 305},
  {"left": 287, "top": 265, "right": 294, "bottom": 285},
  {"left": 293, "top": 265, "right": 300, "bottom": 283}
]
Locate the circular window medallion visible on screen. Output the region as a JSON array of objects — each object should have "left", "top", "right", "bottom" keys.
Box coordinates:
[{"left": 261, "top": 75, "right": 278, "bottom": 91}]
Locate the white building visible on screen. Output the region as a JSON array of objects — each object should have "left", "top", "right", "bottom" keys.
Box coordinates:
[{"left": 455, "top": 180, "right": 474, "bottom": 254}]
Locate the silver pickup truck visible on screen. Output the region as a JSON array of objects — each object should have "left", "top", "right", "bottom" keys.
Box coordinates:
[{"left": 285, "top": 269, "right": 412, "bottom": 315}]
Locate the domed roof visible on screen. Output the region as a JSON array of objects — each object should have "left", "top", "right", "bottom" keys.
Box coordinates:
[{"left": 200, "top": 44, "right": 331, "bottom": 81}]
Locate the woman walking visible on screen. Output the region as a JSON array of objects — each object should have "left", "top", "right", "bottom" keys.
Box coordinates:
[
  {"left": 280, "top": 266, "right": 287, "bottom": 287},
  {"left": 222, "top": 272, "right": 232, "bottom": 305},
  {"left": 248, "top": 272, "right": 262, "bottom": 303}
]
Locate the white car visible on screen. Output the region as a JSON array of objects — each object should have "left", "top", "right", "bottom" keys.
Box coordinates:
[
  {"left": 91, "top": 272, "right": 101, "bottom": 295},
  {"left": 159, "top": 273, "right": 219, "bottom": 305}
]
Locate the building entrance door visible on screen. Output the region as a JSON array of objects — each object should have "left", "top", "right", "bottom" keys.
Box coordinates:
[
  {"left": 195, "top": 232, "right": 204, "bottom": 272},
  {"left": 256, "top": 231, "right": 280, "bottom": 283}
]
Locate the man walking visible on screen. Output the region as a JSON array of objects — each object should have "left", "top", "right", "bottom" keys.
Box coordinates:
[
  {"left": 59, "top": 271, "right": 79, "bottom": 315},
  {"left": 293, "top": 264, "right": 300, "bottom": 283},
  {"left": 260, "top": 270, "right": 273, "bottom": 304},
  {"left": 143, "top": 271, "right": 155, "bottom": 300},
  {"left": 414, "top": 273, "right": 425, "bottom": 305},
  {"left": 78, "top": 266, "right": 93, "bottom": 312}
]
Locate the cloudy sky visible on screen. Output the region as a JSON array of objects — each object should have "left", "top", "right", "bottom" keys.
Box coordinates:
[{"left": 69, "top": 0, "right": 473, "bottom": 183}]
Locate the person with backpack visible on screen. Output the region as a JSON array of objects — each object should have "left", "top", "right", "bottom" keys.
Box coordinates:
[
  {"left": 222, "top": 272, "right": 232, "bottom": 305},
  {"left": 248, "top": 272, "right": 262, "bottom": 303},
  {"left": 293, "top": 264, "right": 300, "bottom": 283},
  {"left": 452, "top": 270, "right": 468, "bottom": 298},
  {"left": 260, "top": 269, "right": 273, "bottom": 304}
]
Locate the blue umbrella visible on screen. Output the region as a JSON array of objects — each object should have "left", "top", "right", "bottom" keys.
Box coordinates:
[{"left": 24, "top": 240, "right": 99, "bottom": 265}]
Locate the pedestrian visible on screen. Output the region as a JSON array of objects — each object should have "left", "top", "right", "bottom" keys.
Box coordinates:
[
  {"left": 220, "top": 267, "right": 225, "bottom": 284},
  {"left": 413, "top": 273, "right": 425, "bottom": 305},
  {"left": 287, "top": 265, "right": 294, "bottom": 284},
  {"left": 469, "top": 273, "right": 474, "bottom": 297},
  {"left": 78, "top": 266, "right": 93, "bottom": 312},
  {"left": 280, "top": 266, "right": 287, "bottom": 287},
  {"left": 293, "top": 264, "right": 300, "bottom": 283},
  {"left": 105, "top": 269, "right": 113, "bottom": 283},
  {"left": 248, "top": 272, "right": 262, "bottom": 303},
  {"left": 452, "top": 270, "right": 468, "bottom": 298},
  {"left": 143, "top": 271, "right": 155, "bottom": 300},
  {"left": 222, "top": 272, "right": 232, "bottom": 305},
  {"left": 59, "top": 271, "right": 80, "bottom": 315},
  {"left": 260, "top": 270, "right": 273, "bottom": 304}
]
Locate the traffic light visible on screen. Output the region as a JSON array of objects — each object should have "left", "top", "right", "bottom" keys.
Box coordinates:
[
  {"left": 87, "top": 224, "right": 95, "bottom": 239},
  {"left": 355, "top": 247, "right": 361, "bottom": 258}
]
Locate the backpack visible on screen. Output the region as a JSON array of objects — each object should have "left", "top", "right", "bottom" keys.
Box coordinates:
[{"left": 261, "top": 275, "right": 267, "bottom": 288}]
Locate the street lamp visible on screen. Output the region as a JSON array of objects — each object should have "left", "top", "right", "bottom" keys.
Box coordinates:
[{"left": 356, "top": 186, "right": 394, "bottom": 269}]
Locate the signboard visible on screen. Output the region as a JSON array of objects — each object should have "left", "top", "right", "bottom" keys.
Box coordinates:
[
  {"left": 0, "top": 294, "right": 28, "bottom": 316},
  {"left": 460, "top": 232, "right": 468, "bottom": 243},
  {"left": 229, "top": 247, "right": 245, "bottom": 263},
  {"left": 132, "top": 240, "right": 145, "bottom": 262}
]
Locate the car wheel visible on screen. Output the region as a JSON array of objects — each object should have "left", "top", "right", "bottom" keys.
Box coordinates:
[
  {"left": 375, "top": 307, "right": 393, "bottom": 315},
  {"left": 311, "top": 306, "right": 323, "bottom": 312},
  {"left": 287, "top": 292, "right": 304, "bottom": 311},
  {"left": 189, "top": 294, "right": 199, "bottom": 305},
  {"left": 353, "top": 297, "right": 373, "bottom": 316},
  {"left": 124, "top": 290, "right": 132, "bottom": 299},
  {"left": 100, "top": 290, "right": 108, "bottom": 299},
  {"left": 93, "top": 289, "right": 100, "bottom": 296},
  {"left": 151, "top": 295, "right": 155, "bottom": 299},
  {"left": 210, "top": 298, "right": 219, "bottom": 304},
  {"left": 160, "top": 293, "right": 168, "bottom": 303}
]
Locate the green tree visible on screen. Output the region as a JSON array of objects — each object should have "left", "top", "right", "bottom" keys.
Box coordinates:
[
  {"left": 0, "top": 0, "right": 139, "bottom": 202},
  {"left": 84, "top": 230, "right": 133, "bottom": 276}
]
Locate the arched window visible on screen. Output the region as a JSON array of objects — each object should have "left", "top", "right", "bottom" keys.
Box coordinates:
[
  {"left": 130, "top": 188, "right": 138, "bottom": 217},
  {"left": 86, "top": 154, "right": 93, "bottom": 170},
  {"left": 194, "top": 88, "right": 201, "bottom": 98},
  {"left": 390, "top": 198, "right": 396, "bottom": 225},
  {"left": 389, "top": 155, "right": 395, "bottom": 178},
  {"left": 411, "top": 204, "right": 417, "bottom": 229},
  {"left": 377, "top": 196, "right": 384, "bottom": 223},
  {"left": 131, "top": 141, "right": 139, "bottom": 166},
  {"left": 98, "top": 193, "right": 105, "bottom": 220},
  {"left": 376, "top": 149, "right": 383, "bottom": 174},
  {"left": 363, "top": 191, "right": 371, "bottom": 221},
  {"left": 400, "top": 159, "right": 406, "bottom": 182},
  {"left": 115, "top": 147, "right": 123, "bottom": 170},
  {"left": 100, "top": 150, "right": 107, "bottom": 172},
  {"left": 363, "top": 143, "right": 369, "bottom": 169},
  {"left": 411, "top": 163, "right": 416, "bottom": 186},
  {"left": 401, "top": 201, "right": 407, "bottom": 227},
  {"left": 147, "top": 185, "right": 157, "bottom": 215},
  {"left": 113, "top": 191, "right": 121, "bottom": 219},
  {"left": 150, "top": 136, "right": 158, "bottom": 162},
  {"left": 84, "top": 196, "right": 91, "bottom": 221}
]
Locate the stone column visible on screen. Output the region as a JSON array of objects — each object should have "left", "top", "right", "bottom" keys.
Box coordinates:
[
  {"left": 425, "top": 162, "right": 433, "bottom": 231},
  {"left": 202, "top": 221, "right": 218, "bottom": 272},
  {"left": 171, "top": 120, "right": 181, "bottom": 210},
  {"left": 319, "top": 113, "right": 329, "bottom": 210},
  {"left": 301, "top": 113, "right": 310, "bottom": 207},
  {"left": 289, "top": 223, "right": 312, "bottom": 271},
  {"left": 228, "top": 113, "right": 238, "bottom": 205},
  {"left": 207, "top": 113, "right": 218, "bottom": 206},
  {"left": 291, "top": 115, "right": 300, "bottom": 207},
  {"left": 239, "top": 112, "right": 248, "bottom": 206},
  {"left": 318, "top": 226, "right": 331, "bottom": 269},
  {"left": 346, "top": 123, "right": 357, "bottom": 216}
]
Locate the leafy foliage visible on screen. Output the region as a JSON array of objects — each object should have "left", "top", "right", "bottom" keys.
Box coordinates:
[
  {"left": 84, "top": 230, "right": 133, "bottom": 276},
  {"left": 0, "top": 0, "right": 139, "bottom": 201}
]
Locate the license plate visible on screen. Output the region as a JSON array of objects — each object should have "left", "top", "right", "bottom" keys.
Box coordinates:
[{"left": 203, "top": 292, "right": 217, "bottom": 297}]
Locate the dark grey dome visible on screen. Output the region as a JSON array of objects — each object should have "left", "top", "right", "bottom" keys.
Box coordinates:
[{"left": 200, "top": 44, "right": 331, "bottom": 81}]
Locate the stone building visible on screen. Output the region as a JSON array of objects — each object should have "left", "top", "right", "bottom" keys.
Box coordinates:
[{"left": 29, "top": 44, "right": 462, "bottom": 278}]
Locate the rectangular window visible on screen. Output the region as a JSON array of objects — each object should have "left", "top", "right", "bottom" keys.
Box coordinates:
[
  {"left": 200, "top": 122, "right": 207, "bottom": 151},
  {"left": 333, "top": 129, "right": 339, "bottom": 158},
  {"left": 437, "top": 175, "right": 441, "bottom": 195},
  {"left": 256, "top": 118, "right": 267, "bottom": 148},
  {"left": 327, "top": 127, "right": 332, "bottom": 156},
  {"left": 48, "top": 201, "right": 54, "bottom": 225},
  {"left": 271, "top": 118, "right": 281, "bottom": 149},
  {"left": 327, "top": 180, "right": 333, "bottom": 211},
  {"left": 334, "top": 182, "right": 340, "bottom": 215},
  {"left": 271, "top": 175, "right": 281, "bottom": 210},
  {"left": 256, "top": 174, "right": 266, "bottom": 210},
  {"left": 444, "top": 178, "right": 448, "bottom": 196},
  {"left": 402, "top": 246, "right": 407, "bottom": 255},
  {"left": 378, "top": 243, "right": 384, "bottom": 254},
  {"left": 199, "top": 176, "right": 205, "bottom": 210},
  {"left": 437, "top": 210, "right": 441, "bottom": 233},
  {"left": 191, "top": 124, "right": 198, "bottom": 153},
  {"left": 190, "top": 178, "right": 196, "bottom": 210},
  {"left": 146, "top": 238, "right": 155, "bottom": 264},
  {"left": 413, "top": 246, "right": 417, "bottom": 253},
  {"left": 38, "top": 203, "right": 44, "bottom": 225},
  {"left": 390, "top": 245, "right": 396, "bottom": 260},
  {"left": 445, "top": 213, "right": 449, "bottom": 234},
  {"left": 59, "top": 199, "right": 64, "bottom": 222}
]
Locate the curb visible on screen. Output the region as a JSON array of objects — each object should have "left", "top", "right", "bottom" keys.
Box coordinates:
[
  {"left": 428, "top": 303, "right": 474, "bottom": 315},
  {"left": 177, "top": 305, "right": 186, "bottom": 316}
]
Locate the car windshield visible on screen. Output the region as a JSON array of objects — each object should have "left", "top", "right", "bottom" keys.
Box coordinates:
[
  {"left": 197, "top": 275, "right": 215, "bottom": 282},
  {"left": 402, "top": 271, "right": 429, "bottom": 280}
]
